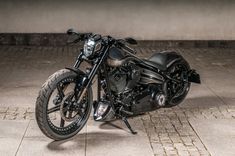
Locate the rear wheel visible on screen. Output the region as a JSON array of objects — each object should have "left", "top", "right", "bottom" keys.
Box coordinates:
[
  {"left": 35, "top": 69, "right": 92, "bottom": 140},
  {"left": 165, "top": 60, "right": 191, "bottom": 107}
]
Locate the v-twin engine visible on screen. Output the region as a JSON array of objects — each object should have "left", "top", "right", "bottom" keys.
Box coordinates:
[{"left": 108, "top": 64, "right": 141, "bottom": 94}]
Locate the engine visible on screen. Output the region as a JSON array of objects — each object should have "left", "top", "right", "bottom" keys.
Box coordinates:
[
  {"left": 109, "top": 68, "right": 127, "bottom": 93},
  {"left": 108, "top": 64, "right": 141, "bottom": 94},
  {"left": 95, "top": 64, "right": 167, "bottom": 121},
  {"left": 94, "top": 64, "right": 141, "bottom": 121}
]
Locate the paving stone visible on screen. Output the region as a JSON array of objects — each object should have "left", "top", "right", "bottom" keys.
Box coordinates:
[
  {"left": 17, "top": 121, "right": 86, "bottom": 156},
  {"left": 189, "top": 119, "right": 235, "bottom": 156},
  {"left": 86, "top": 118, "right": 153, "bottom": 156},
  {"left": 0, "top": 120, "right": 29, "bottom": 156},
  {"left": 0, "top": 107, "right": 8, "bottom": 113}
]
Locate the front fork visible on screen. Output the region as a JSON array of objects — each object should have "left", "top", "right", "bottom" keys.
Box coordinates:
[{"left": 68, "top": 47, "right": 110, "bottom": 104}]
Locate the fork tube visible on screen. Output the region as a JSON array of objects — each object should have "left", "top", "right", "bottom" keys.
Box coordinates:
[
  {"left": 97, "top": 70, "right": 101, "bottom": 101},
  {"left": 73, "top": 51, "right": 83, "bottom": 68},
  {"left": 77, "top": 46, "right": 110, "bottom": 103},
  {"left": 86, "top": 46, "right": 109, "bottom": 84}
]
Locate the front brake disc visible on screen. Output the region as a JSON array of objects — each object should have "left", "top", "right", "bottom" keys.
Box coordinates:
[{"left": 60, "top": 92, "right": 80, "bottom": 122}]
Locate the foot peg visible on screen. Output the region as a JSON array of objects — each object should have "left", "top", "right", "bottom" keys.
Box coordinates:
[{"left": 122, "top": 117, "right": 137, "bottom": 135}]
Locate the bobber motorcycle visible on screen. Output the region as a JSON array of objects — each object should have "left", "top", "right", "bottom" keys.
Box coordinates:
[{"left": 35, "top": 29, "right": 200, "bottom": 140}]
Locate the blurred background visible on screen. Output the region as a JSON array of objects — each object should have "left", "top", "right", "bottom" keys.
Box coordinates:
[{"left": 0, "top": 0, "right": 235, "bottom": 40}]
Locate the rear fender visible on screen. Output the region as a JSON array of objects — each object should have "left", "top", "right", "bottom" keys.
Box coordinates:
[{"left": 188, "top": 70, "right": 201, "bottom": 84}]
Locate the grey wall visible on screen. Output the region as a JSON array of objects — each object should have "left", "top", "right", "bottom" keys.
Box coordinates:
[{"left": 0, "top": 0, "right": 235, "bottom": 40}]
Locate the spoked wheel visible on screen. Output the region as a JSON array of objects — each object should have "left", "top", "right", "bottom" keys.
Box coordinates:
[
  {"left": 35, "top": 69, "right": 92, "bottom": 140},
  {"left": 165, "top": 60, "right": 191, "bottom": 107}
]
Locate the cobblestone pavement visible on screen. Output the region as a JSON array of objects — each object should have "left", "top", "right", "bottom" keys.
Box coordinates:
[{"left": 0, "top": 45, "right": 235, "bottom": 156}]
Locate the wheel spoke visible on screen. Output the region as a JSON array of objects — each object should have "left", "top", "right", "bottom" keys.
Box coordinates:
[
  {"left": 60, "top": 118, "right": 65, "bottom": 127},
  {"left": 62, "top": 106, "right": 69, "bottom": 113},
  {"left": 48, "top": 105, "right": 60, "bottom": 114},
  {"left": 57, "top": 84, "right": 65, "bottom": 98},
  {"left": 68, "top": 111, "right": 73, "bottom": 118},
  {"left": 77, "top": 109, "right": 84, "bottom": 117}
]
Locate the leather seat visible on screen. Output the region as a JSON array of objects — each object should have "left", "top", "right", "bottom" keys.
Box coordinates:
[
  {"left": 143, "top": 60, "right": 166, "bottom": 71},
  {"left": 143, "top": 51, "right": 182, "bottom": 71}
]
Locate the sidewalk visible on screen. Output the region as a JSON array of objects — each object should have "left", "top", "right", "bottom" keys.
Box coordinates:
[{"left": 0, "top": 46, "right": 235, "bottom": 156}]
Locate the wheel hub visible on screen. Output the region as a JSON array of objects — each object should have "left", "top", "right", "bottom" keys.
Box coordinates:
[{"left": 60, "top": 92, "right": 80, "bottom": 122}]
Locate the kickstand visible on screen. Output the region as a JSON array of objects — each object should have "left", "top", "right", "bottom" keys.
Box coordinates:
[{"left": 122, "top": 117, "right": 137, "bottom": 135}]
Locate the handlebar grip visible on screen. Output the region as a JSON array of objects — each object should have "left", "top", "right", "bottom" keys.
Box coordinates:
[{"left": 67, "top": 29, "right": 79, "bottom": 35}]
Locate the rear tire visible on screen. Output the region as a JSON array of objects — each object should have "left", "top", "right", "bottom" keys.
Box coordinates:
[
  {"left": 165, "top": 60, "right": 191, "bottom": 107},
  {"left": 35, "top": 69, "right": 92, "bottom": 140}
]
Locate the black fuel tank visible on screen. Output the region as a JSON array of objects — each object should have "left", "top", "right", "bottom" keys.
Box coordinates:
[{"left": 108, "top": 47, "right": 125, "bottom": 60}]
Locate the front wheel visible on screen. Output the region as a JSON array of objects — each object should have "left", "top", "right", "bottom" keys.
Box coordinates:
[{"left": 35, "top": 69, "right": 92, "bottom": 140}]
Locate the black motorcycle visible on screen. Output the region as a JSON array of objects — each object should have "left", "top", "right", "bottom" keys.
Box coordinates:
[{"left": 35, "top": 29, "right": 200, "bottom": 140}]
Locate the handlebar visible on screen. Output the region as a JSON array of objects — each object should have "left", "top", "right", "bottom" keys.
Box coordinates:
[
  {"left": 66, "top": 29, "right": 137, "bottom": 54},
  {"left": 117, "top": 40, "right": 137, "bottom": 54}
]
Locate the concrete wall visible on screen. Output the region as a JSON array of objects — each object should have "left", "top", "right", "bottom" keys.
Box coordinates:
[{"left": 0, "top": 0, "right": 235, "bottom": 40}]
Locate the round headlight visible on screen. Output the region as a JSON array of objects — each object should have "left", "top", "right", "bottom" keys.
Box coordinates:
[{"left": 84, "top": 39, "right": 95, "bottom": 57}]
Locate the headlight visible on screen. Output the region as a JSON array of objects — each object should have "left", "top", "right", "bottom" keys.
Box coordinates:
[{"left": 84, "top": 39, "right": 95, "bottom": 57}]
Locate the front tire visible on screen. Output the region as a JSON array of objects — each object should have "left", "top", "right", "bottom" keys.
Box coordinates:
[{"left": 35, "top": 69, "right": 92, "bottom": 140}]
